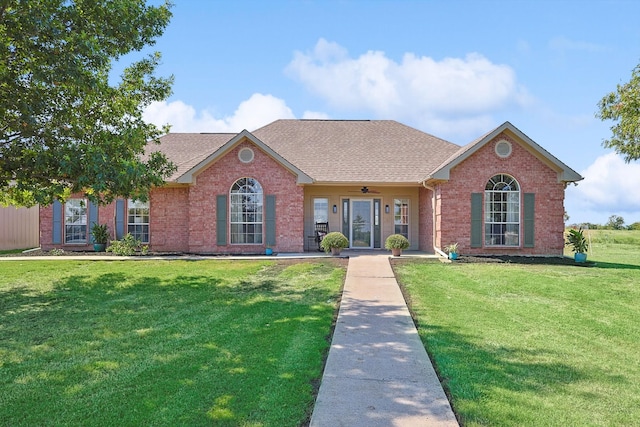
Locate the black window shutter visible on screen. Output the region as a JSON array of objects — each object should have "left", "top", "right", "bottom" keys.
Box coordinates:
[{"left": 470, "top": 193, "right": 483, "bottom": 248}]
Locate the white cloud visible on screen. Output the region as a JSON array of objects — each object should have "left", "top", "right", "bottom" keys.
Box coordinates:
[
  {"left": 302, "top": 110, "right": 331, "bottom": 120},
  {"left": 548, "top": 36, "right": 606, "bottom": 53},
  {"left": 286, "top": 38, "right": 531, "bottom": 136},
  {"left": 566, "top": 152, "right": 640, "bottom": 224},
  {"left": 143, "top": 93, "right": 296, "bottom": 133}
]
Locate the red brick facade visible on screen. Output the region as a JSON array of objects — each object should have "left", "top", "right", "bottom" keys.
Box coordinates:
[
  {"left": 40, "top": 139, "right": 304, "bottom": 253},
  {"left": 39, "top": 126, "right": 573, "bottom": 256},
  {"left": 435, "top": 132, "right": 566, "bottom": 255}
]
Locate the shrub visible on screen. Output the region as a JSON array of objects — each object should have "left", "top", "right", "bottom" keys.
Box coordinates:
[
  {"left": 320, "top": 232, "right": 349, "bottom": 253},
  {"left": 106, "top": 233, "right": 145, "bottom": 256},
  {"left": 90, "top": 223, "right": 110, "bottom": 244},
  {"left": 444, "top": 242, "right": 459, "bottom": 254},
  {"left": 385, "top": 234, "right": 410, "bottom": 250}
]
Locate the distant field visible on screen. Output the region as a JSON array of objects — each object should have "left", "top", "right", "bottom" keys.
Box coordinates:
[{"left": 564, "top": 228, "right": 640, "bottom": 264}]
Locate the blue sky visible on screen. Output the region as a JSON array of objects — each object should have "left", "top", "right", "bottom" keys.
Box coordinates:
[{"left": 132, "top": 0, "right": 640, "bottom": 225}]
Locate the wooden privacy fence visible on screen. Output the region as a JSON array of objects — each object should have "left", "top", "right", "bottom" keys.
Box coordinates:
[{"left": 0, "top": 206, "right": 39, "bottom": 250}]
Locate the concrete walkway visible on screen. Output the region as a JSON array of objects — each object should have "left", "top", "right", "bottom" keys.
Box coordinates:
[{"left": 310, "top": 254, "right": 459, "bottom": 427}]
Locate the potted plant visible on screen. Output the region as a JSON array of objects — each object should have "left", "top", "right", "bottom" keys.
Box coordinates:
[
  {"left": 385, "top": 234, "right": 410, "bottom": 256},
  {"left": 320, "top": 231, "right": 349, "bottom": 255},
  {"left": 265, "top": 245, "right": 273, "bottom": 256},
  {"left": 91, "top": 223, "right": 110, "bottom": 252},
  {"left": 566, "top": 227, "right": 589, "bottom": 263},
  {"left": 444, "top": 242, "right": 459, "bottom": 260}
]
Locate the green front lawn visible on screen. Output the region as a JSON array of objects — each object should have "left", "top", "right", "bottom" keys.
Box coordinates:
[
  {"left": 0, "top": 259, "right": 346, "bottom": 426},
  {"left": 395, "top": 244, "right": 640, "bottom": 426}
]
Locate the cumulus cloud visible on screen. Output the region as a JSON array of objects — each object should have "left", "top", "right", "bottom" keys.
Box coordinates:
[
  {"left": 285, "top": 38, "right": 531, "bottom": 136},
  {"left": 566, "top": 152, "right": 640, "bottom": 223},
  {"left": 143, "top": 93, "right": 297, "bottom": 133}
]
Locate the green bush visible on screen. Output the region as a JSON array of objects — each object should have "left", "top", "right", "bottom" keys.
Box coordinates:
[
  {"left": 90, "top": 223, "right": 110, "bottom": 244},
  {"left": 444, "top": 242, "right": 459, "bottom": 254},
  {"left": 566, "top": 227, "right": 589, "bottom": 253},
  {"left": 385, "top": 234, "right": 410, "bottom": 250},
  {"left": 320, "top": 232, "right": 349, "bottom": 253},
  {"left": 106, "top": 233, "right": 147, "bottom": 256}
]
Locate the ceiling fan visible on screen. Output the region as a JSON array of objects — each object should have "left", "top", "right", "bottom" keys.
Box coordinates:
[{"left": 348, "top": 186, "right": 380, "bottom": 194}]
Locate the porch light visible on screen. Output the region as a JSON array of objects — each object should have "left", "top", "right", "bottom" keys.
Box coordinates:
[
  {"left": 385, "top": 204, "right": 390, "bottom": 214},
  {"left": 333, "top": 204, "right": 338, "bottom": 214}
]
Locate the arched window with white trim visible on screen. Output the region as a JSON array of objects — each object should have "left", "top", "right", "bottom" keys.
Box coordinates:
[
  {"left": 485, "top": 174, "right": 520, "bottom": 246},
  {"left": 230, "top": 177, "right": 263, "bottom": 244}
]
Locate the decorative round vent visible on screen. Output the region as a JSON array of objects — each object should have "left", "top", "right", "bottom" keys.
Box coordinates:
[
  {"left": 495, "top": 140, "right": 512, "bottom": 158},
  {"left": 238, "top": 147, "right": 254, "bottom": 163}
]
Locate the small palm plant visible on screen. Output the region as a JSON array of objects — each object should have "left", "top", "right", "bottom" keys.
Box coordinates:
[
  {"left": 566, "top": 227, "right": 589, "bottom": 262},
  {"left": 444, "top": 242, "right": 459, "bottom": 260}
]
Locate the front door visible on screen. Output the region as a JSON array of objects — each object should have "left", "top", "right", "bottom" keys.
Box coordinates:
[{"left": 350, "top": 199, "right": 373, "bottom": 248}]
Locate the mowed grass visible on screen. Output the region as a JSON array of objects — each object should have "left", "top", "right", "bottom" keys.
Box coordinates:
[
  {"left": 394, "top": 237, "right": 640, "bottom": 426},
  {"left": 0, "top": 259, "right": 346, "bottom": 426}
]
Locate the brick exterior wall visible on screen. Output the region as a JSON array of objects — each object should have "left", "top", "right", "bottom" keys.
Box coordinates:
[
  {"left": 436, "top": 132, "right": 566, "bottom": 256},
  {"left": 183, "top": 141, "right": 304, "bottom": 254},
  {"left": 149, "top": 187, "right": 190, "bottom": 252},
  {"left": 38, "top": 132, "right": 567, "bottom": 256},
  {"left": 40, "top": 204, "right": 54, "bottom": 250},
  {"left": 39, "top": 140, "right": 305, "bottom": 253},
  {"left": 418, "top": 186, "right": 435, "bottom": 252}
]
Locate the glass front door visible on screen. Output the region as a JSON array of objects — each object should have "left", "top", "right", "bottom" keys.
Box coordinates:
[{"left": 351, "top": 200, "right": 372, "bottom": 248}]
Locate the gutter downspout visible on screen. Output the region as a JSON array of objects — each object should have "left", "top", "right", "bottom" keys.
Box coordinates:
[{"left": 422, "top": 181, "right": 447, "bottom": 258}]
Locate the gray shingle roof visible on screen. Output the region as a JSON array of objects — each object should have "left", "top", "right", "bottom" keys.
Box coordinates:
[
  {"left": 147, "top": 133, "right": 235, "bottom": 181},
  {"left": 252, "top": 119, "right": 460, "bottom": 183},
  {"left": 149, "top": 119, "right": 581, "bottom": 185}
]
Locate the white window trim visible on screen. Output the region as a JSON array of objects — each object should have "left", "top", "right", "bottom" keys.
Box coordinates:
[
  {"left": 313, "top": 197, "right": 329, "bottom": 224},
  {"left": 64, "top": 198, "right": 88, "bottom": 244},
  {"left": 394, "top": 198, "right": 410, "bottom": 239},
  {"left": 484, "top": 174, "right": 520, "bottom": 247},
  {"left": 127, "top": 199, "right": 150, "bottom": 244},
  {"left": 230, "top": 177, "right": 264, "bottom": 245}
]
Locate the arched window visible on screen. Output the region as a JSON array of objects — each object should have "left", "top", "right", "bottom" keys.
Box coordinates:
[
  {"left": 485, "top": 174, "right": 520, "bottom": 246},
  {"left": 230, "top": 178, "right": 263, "bottom": 244}
]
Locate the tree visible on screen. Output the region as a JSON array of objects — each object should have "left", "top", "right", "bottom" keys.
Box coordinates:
[
  {"left": 596, "top": 63, "right": 640, "bottom": 162},
  {"left": 0, "top": 0, "right": 176, "bottom": 207},
  {"left": 628, "top": 222, "right": 640, "bottom": 231},
  {"left": 606, "top": 215, "right": 625, "bottom": 230}
]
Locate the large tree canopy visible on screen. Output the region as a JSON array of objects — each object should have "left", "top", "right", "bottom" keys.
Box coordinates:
[
  {"left": 0, "top": 0, "right": 176, "bottom": 207},
  {"left": 597, "top": 63, "right": 640, "bottom": 162}
]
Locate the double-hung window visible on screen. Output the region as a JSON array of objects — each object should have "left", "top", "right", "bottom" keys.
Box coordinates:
[
  {"left": 485, "top": 174, "right": 520, "bottom": 246},
  {"left": 230, "top": 178, "right": 263, "bottom": 244},
  {"left": 394, "top": 199, "right": 409, "bottom": 238},
  {"left": 128, "top": 199, "right": 150, "bottom": 243},
  {"left": 65, "top": 198, "right": 87, "bottom": 243},
  {"left": 313, "top": 198, "right": 329, "bottom": 223}
]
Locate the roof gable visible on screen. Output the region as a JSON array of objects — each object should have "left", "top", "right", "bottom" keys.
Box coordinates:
[
  {"left": 163, "top": 130, "right": 313, "bottom": 185},
  {"left": 426, "top": 121, "right": 583, "bottom": 183}
]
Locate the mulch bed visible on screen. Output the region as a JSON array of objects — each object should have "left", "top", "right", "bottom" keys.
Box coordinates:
[{"left": 449, "top": 255, "right": 595, "bottom": 266}]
